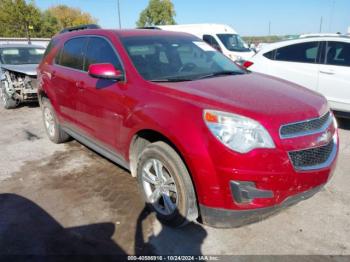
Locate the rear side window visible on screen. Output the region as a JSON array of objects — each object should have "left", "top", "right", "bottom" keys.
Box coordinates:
[
  {"left": 59, "top": 37, "right": 87, "bottom": 70},
  {"left": 84, "top": 37, "right": 123, "bottom": 71},
  {"left": 325, "top": 41, "right": 350, "bottom": 67},
  {"left": 275, "top": 42, "right": 320, "bottom": 63},
  {"left": 43, "top": 38, "right": 58, "bottom": 60},
  {"left": 263, "top": 50, "right": 275, "bottom": 60}
]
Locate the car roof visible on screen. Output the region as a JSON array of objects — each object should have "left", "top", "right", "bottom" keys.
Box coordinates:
[
  {"left": 258, "top": 36, "right": 350, "bottom": 54},
  {"left": 0, "top": 43, "right": 45, "bottom": 49},
  {"left": 54, "top": 28, "right": 198, "bottom": 40},
  {"left": 116, "top": 29, "right": 198, "bottom": 38}
]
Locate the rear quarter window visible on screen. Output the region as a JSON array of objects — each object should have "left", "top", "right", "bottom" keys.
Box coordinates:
[
  {"left": 43, "top": 38, "right": 58, "bottom": 60},
  {"left": 263, "top": 50, "right": 275, "bottom": 60}
]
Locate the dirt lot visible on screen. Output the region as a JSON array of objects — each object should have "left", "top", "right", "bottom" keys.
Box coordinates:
[{"left": 0, "top": 104, "right": 350, "bottom": 257}]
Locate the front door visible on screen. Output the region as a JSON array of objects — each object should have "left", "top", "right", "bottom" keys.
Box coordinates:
[{"left": 76, "top": 36, "right": 127, "bottom": 150}]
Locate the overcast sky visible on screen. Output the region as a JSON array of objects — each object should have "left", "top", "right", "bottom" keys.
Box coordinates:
[{"left": 34, "top": 0, "right": 350, "bottom": 36}]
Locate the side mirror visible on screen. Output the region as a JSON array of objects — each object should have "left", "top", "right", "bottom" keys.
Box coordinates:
[{"left": 88, "top": 63, "right": 124, "bottom": 81}]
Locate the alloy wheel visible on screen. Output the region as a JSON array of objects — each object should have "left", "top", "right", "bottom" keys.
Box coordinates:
[
  {"left": 141, "top": 158, "right": 178, "bottom": 215},
  {"left": 44, "top": 107, "right": 55, "bottom": 137}
]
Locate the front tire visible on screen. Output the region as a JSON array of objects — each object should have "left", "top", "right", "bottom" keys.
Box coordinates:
[
  {"left": 41, "top": 97, "right": 70, "bottom": 144},
  {"left": 0, "top": 85, "right": 17, "bottom": 109},
  {"left": 137, "top": 141, "right": 198, "bottom": 227}
]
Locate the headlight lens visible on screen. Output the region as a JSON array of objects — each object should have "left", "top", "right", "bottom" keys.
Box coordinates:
[{"left": 204, "top": 110, "right": 275, "bottom": 153}]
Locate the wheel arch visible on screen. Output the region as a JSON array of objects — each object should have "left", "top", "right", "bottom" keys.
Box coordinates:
[
  {"left": 129, "top": 128, "right": 202, "bottom": 221},
  {"left": 129, "top": 129, "right": 187, "bottom": 178}
]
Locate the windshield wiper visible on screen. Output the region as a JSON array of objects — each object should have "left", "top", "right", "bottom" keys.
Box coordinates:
[
  {"left": 197, "top": 71, "right": 244, "bottom": 80},
  {"left": 150, "top": 77, "right": 194, "bottom": 82}
]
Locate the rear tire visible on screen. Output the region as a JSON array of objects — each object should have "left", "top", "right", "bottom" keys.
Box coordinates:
[
  {"left": 41, "top": 97, "right": 70, "bottom": 144},
  {"left": 137, "top": 141, "right": 198, "bottom": 227}
]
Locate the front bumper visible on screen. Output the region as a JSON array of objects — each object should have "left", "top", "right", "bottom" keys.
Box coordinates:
[{"left": 200, "top": 185, "right": 323, "bottom": 228}]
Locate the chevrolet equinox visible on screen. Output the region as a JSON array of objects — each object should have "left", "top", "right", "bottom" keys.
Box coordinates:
[{"left": 37, "top": 25, "right": 339, "bottom": 228}]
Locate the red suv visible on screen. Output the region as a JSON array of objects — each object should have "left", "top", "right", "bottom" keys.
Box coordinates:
[{"left": 38, "top": 25, "right": 338, "bottom": 228}]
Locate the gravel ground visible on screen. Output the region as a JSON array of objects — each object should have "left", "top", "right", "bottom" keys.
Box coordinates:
[{"left": 0, "top": 104, "right": 349, "bottom": 257}]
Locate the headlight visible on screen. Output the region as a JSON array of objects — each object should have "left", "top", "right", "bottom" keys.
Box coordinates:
[{"left": 204, "top": 110, "right": 275, "bottom": 153}]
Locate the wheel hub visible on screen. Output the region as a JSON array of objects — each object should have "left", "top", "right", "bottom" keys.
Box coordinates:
[{"left": 142, "top": 158, "right": 178, "bottom": 216}]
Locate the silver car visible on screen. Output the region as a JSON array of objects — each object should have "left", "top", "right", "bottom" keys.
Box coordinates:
[{"left": 0, "top": 44, "right": 45, "bottom": 109}]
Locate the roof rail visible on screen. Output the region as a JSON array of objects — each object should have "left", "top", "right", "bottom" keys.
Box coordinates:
[
  {"left": 59, "top": 24, "right": 101, "bottom": 34},
  {"left": 137, "top": 26, "right": 161, "bottom": 30}
]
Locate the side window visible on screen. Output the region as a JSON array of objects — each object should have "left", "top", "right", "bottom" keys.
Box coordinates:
[
  {"left": 326, "top": 41, "right": 350, "bottom": 67},
  {"left": 203, "top": 35, "right": 221, "bottom": 51},
  {"left": 84, "top": 37, "right": 123, "bottom": 71},
  {"left": 59, "top": 37, "right": 87, "bottom": 70},
  {"left": 263, "top": 50, "right": 275, "bottom": 60},
  {"left": 43, "top": 38, "right": 58, "bottom": 60},
  {"left": 275, "top": 42, "right": 320, "bottom": 63},
  {"left": 54, "top": 47, "right": 62, "bottom": 64}
]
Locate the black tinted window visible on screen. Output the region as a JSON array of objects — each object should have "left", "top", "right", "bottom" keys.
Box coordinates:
[
  {"left": 275, "top": 42, "right": 320, "bottom": 63},
  {"left": 60, "top": 37, "right": 87, "bottom": 70},
  {"left": 326, "top": 41, "right": 350, "bottom": 67},
  {"left": 203, "top": 35, "right": 221, "bottom": 51},
  {"left": 263, "top": 50, "right": 275, "bottom": 60},
  {"left": 43, "top": 38, "right": 58, "bottom": 60},
  {"left": 84, "top": 37, "right": 122, "bottom": 71}
]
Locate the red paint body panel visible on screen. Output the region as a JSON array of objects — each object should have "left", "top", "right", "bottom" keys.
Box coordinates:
[{"left": 38, "top": 29, "right": 338, "bottom": 212}]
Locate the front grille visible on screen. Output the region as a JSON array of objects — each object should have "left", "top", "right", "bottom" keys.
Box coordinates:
[
  {"left": 280, "top": 112, "right": 331, "bottom": 138},
  {"left": 289, "top": 139, "right": 335, "bottom": 171}
]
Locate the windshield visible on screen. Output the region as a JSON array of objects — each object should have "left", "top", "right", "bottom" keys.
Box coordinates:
[
  {"left": 0, "top": 47, "right": 45, "bottom": 65},
  {"left": 217, "top": 34, "right": 251, "bottom": 52},
  {"left": 121, "top": 35, "right": 245, "bottom": 82}
]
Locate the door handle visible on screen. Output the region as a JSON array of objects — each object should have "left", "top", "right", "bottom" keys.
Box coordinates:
[
  {"left": 75, "top": 81, "right": 85, "bottom": 89},
  {"left": 319, "top": 69, "right": 335, "bottom": 75}
]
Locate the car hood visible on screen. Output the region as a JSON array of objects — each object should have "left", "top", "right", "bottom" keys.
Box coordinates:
[
  {"left": 158, "top": 73, "right": 329, "bottom": 131},
  {"left": 0, "top": 64, "right": 38, "bottom": 76}
]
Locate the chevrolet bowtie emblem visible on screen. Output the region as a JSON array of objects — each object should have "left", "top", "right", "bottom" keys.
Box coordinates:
[{"left": 318, "top": 130, "right": 332, "bottom": 144}]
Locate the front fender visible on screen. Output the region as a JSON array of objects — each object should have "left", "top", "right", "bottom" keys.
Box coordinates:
[{"left": 123, "top": 103, "right": 223, "bottom": 205}]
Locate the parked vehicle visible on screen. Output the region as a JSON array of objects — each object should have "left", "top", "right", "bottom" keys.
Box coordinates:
[
  {"left": 0, "top": 44, "right": 45, "bottom": 109},
  {"left": 244, "top": 36, "right": 350, "bottom": 117},
  {"left": 38, "top": 25, "right": 338, "bottom": 228},
  {"left": 299, "top": 33, "right": 344, "bottom": 38},
  {"left": 153, "top": 24, "right": 255, "bottom": 62}
]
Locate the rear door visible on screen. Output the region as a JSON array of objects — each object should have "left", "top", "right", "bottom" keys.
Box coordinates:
[
  {"left": 77, "top": 36, "right": 127, "bottom": 148},
  {"left": 318, "top": 41, "right": 350, "bottom": 112},
  {"left": 267, "top": 41, "right": 321, "bottom": 91},
  {"left": 53, "top": 37, "right": 88, "bottom": 126}
]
